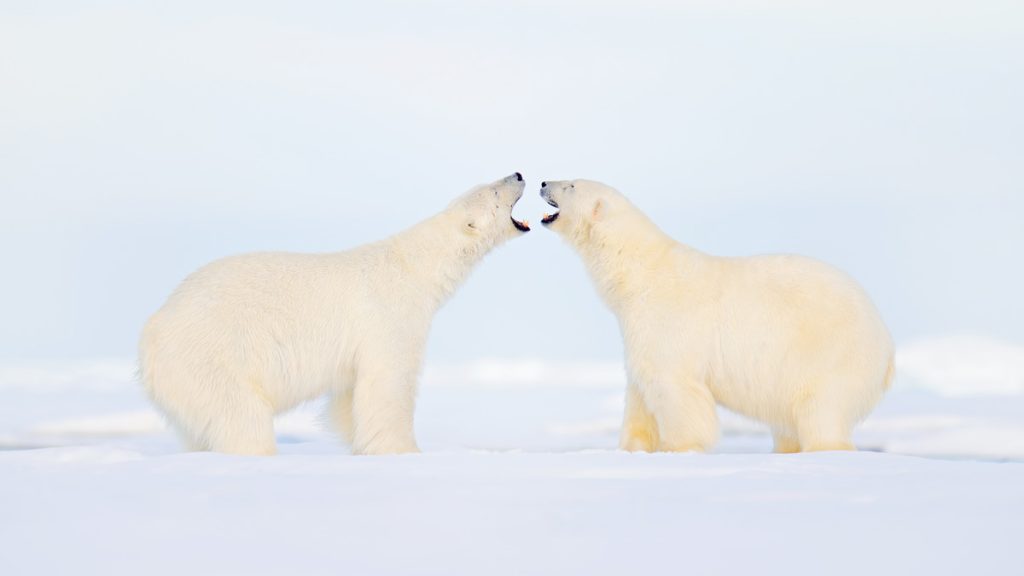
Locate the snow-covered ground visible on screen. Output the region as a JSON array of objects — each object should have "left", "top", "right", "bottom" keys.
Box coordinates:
[{"left": 2, "top": 336, "right": 1023, "bottom": 575}]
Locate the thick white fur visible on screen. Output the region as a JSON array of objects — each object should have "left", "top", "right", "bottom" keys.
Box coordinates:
[
  {"left": 140, "top": 174, "right": 528, "bottom": 455},
  {"left": 541, "top": 179, "right": 894, "bottom": 453}
]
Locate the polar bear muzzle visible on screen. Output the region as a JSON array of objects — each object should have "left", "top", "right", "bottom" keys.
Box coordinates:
[
  {"left": 510, "top": 175, "right": 531, "bottom": 232},
  {"left": 540, "top": 182, "right": 560, "bottom": 225}
]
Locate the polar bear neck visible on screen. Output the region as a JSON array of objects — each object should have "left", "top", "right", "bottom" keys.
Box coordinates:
[
  {"left": 576, "top": 211, "right": 683, "bottom": 311},
  {"left": 384, "top": 211, "right": 493, "bottom": 309}
]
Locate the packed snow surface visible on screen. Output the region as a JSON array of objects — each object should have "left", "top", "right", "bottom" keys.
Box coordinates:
[{"left": 2, "top": 337, "right": 1023, "bottom": 575}]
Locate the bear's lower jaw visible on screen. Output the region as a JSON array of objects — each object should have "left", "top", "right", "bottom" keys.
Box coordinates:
[
  {"left": 511, "top": 216, "right": 531, "bottom": 232},
  {"left": 542, "top": 212, "right": 560, "bottom": 225}
]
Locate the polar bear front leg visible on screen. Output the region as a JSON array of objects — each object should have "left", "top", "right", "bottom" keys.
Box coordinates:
[
  {"left": 620, "top": 384, "right": 659, "bottom": 452},
  {"left": 327, "top": 388, "right": 356, "bottom": 446},
  {"left": 350, "top": 365, "right": 421, "bottom": 455},
  {"left": 649, "top": 378, "right": 718, "bottom": 453},
  {"left": 772, "top": 430, "right": 801, "bottom": 454}
]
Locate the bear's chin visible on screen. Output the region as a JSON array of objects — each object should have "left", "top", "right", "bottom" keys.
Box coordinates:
[{"left": 511, "top": 217, "right": 531, "bottom": 232}]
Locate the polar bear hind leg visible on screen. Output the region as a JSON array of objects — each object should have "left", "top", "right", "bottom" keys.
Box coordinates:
[
  {"left": 150, "top": 372, "right": 278, "bottom": 456},
  {"left": 793, "top": 384, "right": 857, "bottom": 452},
  {"left": 200, "top": 393, "right": 277, "bottom": 456}
]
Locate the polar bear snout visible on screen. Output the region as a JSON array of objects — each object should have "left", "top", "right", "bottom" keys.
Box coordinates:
[
  {"left": 539, "top": 182, "right": 566, "bottom": 225},
  {"left": 496, "top": 173, "right": 525, "bottom": 200},
  {"left": 496, "top": 173, "right": 530, "bottom": 233},
  {"left": 501, "top": 172, "right": 524, "bottom": 185}
]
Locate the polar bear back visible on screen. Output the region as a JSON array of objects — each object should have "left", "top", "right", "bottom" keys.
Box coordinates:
[
  {"left": 140, "top": 248, "right": 429, "bottom": 414},
  {"left": 709, "top": 253, "right": 892, "bottom": 425}
]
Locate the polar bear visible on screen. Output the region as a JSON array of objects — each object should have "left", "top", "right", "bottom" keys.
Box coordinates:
[
  {"left": 139, "top": 173, "right": 530, "bottom": 455},
  {"left": 539, "top": 179, "right": 894, "bottom": 453}
]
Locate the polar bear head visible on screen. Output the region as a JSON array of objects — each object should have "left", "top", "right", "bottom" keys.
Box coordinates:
[
  {"left": 539, "top": 179, "right": 638, "bottom": 247},
  {"left": 450, "top": 172, "right": 530, "bottom": 247}
]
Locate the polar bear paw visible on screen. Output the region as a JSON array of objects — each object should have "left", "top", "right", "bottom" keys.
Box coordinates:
[{"left": 620, "top": 429, "right": 658, "bottom": 453}]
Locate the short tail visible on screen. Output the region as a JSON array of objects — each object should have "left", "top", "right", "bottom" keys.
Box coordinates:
[{"left": 883, "top": 356, "right": 895, "bottom": 391}]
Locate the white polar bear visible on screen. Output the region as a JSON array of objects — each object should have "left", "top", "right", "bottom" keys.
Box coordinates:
[
  {"left": 139, "top": 173, "right": 530, "bottom": 455},
  {"left": 540, "top": 179, "right": 893, "bottom": 453}
]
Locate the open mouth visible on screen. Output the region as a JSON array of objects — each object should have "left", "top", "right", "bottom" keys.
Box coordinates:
[
  {"left": 541, "top": 198, "right": 560, "bottom": 225},
  {"left": 510, "top": 195, "right": 530, "bottom": 232}
]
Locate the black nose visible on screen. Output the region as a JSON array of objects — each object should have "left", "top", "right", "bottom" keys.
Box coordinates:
[
  {"left": 541, "top": 181, "right": 547, "bottom": 188},
  {"left": 515, "top": 172, "right": 522, "bottom": 181}
]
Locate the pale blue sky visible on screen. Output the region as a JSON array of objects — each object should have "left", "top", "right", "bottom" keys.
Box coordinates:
[{"left": 1, "top": 0, "right": 1021, "bottom": 361}]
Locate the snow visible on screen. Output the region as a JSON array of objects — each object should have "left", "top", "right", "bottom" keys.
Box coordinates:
[
  {"left": 2, "top": 338, "right": 1024, "bottom": 575},
  {"left": 4, "top": 449, "right": 1021, "bottom": 576},
  {"left": 897, "top": 334, "right": 1024, "bottom": 396}
]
